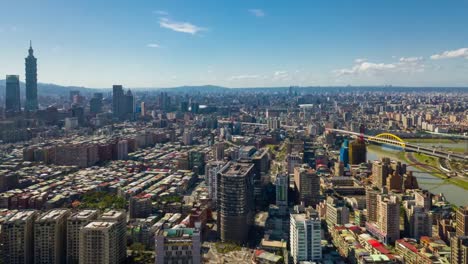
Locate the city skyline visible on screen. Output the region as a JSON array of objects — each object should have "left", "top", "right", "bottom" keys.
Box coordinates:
[{"left": 1, "top": 0, "right": 468, "bottom": 88}]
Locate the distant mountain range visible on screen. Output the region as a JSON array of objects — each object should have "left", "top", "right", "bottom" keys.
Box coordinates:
[
  {"left": 0, "top": 80, "right": 102, "bottom": 97},
  {"left": 0, "top": 80, "right": 467, "bottom": 98}
]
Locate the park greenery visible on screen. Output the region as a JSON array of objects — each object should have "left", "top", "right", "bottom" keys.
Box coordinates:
[{"left": 78, "top": 191, "right": 127, "bottom": 210}]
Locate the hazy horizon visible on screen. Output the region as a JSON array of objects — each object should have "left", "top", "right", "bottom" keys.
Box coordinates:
[{"left": 1, "top": 0, "right": 468, "bottom": 88}]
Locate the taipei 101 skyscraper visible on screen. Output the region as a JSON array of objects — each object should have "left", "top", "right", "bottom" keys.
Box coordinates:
[{"left": 25, "top": 41, "right": 38, "bottom": 111}]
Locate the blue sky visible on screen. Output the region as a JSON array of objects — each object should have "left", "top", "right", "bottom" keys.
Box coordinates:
[{"left": 1, "top": 0, "right": 468, "bottom": 88}]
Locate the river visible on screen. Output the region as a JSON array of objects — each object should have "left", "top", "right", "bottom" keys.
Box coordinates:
[{"left": 367, "top": 145, "right": 468, "bottom": 206}]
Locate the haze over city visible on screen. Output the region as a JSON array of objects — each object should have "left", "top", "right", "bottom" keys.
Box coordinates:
[{"left": 1, "top": 0, "right": 468, "bottom": 88}]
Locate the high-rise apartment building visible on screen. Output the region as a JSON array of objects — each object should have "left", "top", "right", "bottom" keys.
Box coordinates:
[
  {"left": 34, "top": 209, "right": 71, "bottom": 264},
  {"left": 1, "top": 210, "right": 37, "bottom": 264},
  {"left": 403, "top": 201, "right": 432, "bottom": 240},
  {"left": 188, "top": 150, "right": 206, "bottom": 175},
  {"left": 67, "top": 210, "right": 99, "bottom": 264},
  {"left": 287, "top": 153, "right": 302, "bottom": 175},
  {"left": 276, "top": 173, "right": 289, "bottom": 214},
  {"left": 348, "top": 139, "right": 367, "bottom": 165},
  {"left": 267, "top": 117, "right": 281, "bottom": 130},
  {"left": 25, "top": 42, "right": 38, "bottom": 111},
  {"left": 365, "top": 187, "right": 380, "bottom": 223},
  {"left": 451, "top": 236, "right": 468, "bottom": 264},
  {"left": 293, "top": 164, "right": 320, "bottom": 207},
  {"left": 325, "top": 196, "right": 350, "bottom": 227},
  {"left": 457, "top": 206, "right": 468, "bottom": 237},
  {"left": 214, "top": 142, "right": 225, "bottom": 161},
  {"left": 290, "top": 207, "right": 322, "bottom": 264},
  {"left": 79, "top": 221, "right": 119, "bottom": 264},
  {"left": 414, "top": 190, "right": 431, "bottom": 212},
  {"left": 372, "top": 158, "right": 390, "bottom": 188},
  {"left": 183, "top": 130, "right": 193, "bottom": 146},
  {"left": 377, "top": 194, "right": 400, "bottom": 244},
  {"left": 99, "top": 210, "right": 127, "bottom": 263},
  {"left": 129, "top": 196, "right": 152, "bottom": 218},
  {"left": 5, "top": 75, "right": 21, "bottom": 113},
  {"left": 217, "top": 162, "right": 255, "bottom": 243},
  {"left": 386, "top": 171, "right": 403, "bottom": 192},
  {"left": 155, "top": 228, "right": 201, "bottom": 264}
]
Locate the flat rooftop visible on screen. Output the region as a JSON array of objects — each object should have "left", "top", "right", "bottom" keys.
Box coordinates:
[
  {"left": 37, "top": 209, "right": 69, "bottom": 222},
  {"left": 69, "top": 210, "right": 99, "bottom": 220},
  {"left": 84, "top": 221, "right": 115, "bottom": 229},
  {"left": 100, "top": 210, "right": 125, "bottom": 220},
  {"left": 5, "top": 210, "right": 36, "bottom": 223},
  {"left": 220, "top": 162, "right": 254, "bottom": 177}
]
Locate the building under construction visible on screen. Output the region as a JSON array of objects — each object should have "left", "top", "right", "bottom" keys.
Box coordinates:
[{"left": 217, "top": 162, "right": 255, "bottom": 244}]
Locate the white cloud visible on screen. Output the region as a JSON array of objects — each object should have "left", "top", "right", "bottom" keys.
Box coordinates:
[
  {"left": 159, "top": 18, "right": 206, "bottom": 35},
  {"left": 335, "top": 57, "right": 426, "bottom": 76},
  {"left": 354, "top": 58, "right": 367, "bottom": 64},
  {"left": 229, "top": 75, "right": 261, "bottom": 80},
  {"left": 147, "top": 43, "right": 160, "bottom": 48},
  {"left": 399, "top": 57, "right": 423, "bottom": 63},
  {"left": 430, "top": 48, "right": 468, "bottom": 60},
  {"left": 335, "top": 62, "right": 396, "bottom": 76},
  {"left": 153, "top": 10, "right": 169, "bottom": 16},
  {"left": 248, "top": 9, "right": 265, "bottom": 17},
  {"left": 274, "top": 71, "right": 288, "bottom": 76},
  {"left": 272, "top": 70, "right": 291, "bottom": 81}
]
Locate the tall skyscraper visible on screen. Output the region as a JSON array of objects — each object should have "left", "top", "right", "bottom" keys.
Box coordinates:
[
  {"left": 112, "top": 85, "right": 124, "bottom": 119},
  {"left": 1, "top": 210, "right": 37, "bottom": 264},
  {"left": 79, "top": 221, "right": 119, "bottom": 264},
  {"left": 5, "top": 75, "right": 21, "bottom": 113},
  {"left": 293, "top": 164, "right": 320, "bottom": 207},
  {"left": 112, "top": 85, "right": 134, "bottom": 120},
  {"left": 125, "top": 89, "right": 135, "bottom": 118},
  {"left": 34, "top": 209, "right": 71, "bottom": 264},
  {"left": 140, "top": 101, "right": 146, "bottom": 117},
  {"left": 25, "top": 41, "right": 38, "bottom": 111},
  {"left": 89, "top": 93, "right": 103, "bottom": 114},
  {"left": 217, "top": 162, "right": 255, "bottom": 243},
  {"left": 290, "top": 207, "right": 322, "bottom": 264},
  {"left": 67, "top": 210, "right": 99, "bottom": 264}
]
